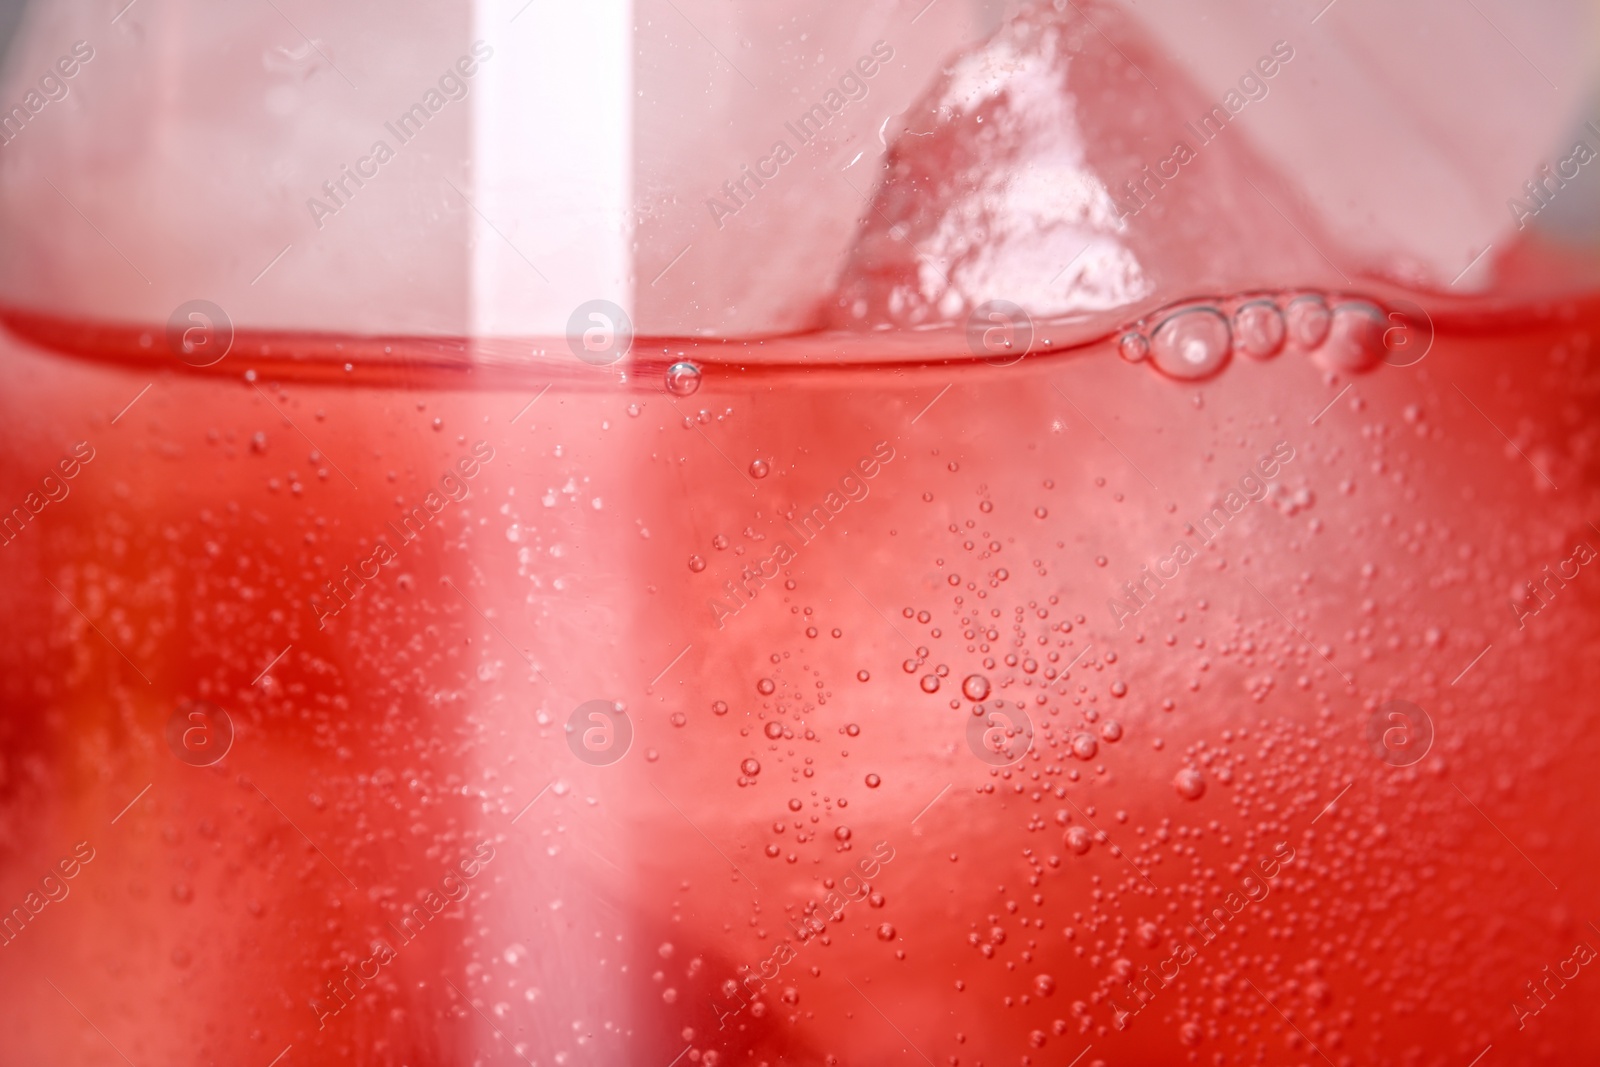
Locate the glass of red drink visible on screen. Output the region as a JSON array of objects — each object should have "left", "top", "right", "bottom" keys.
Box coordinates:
[{"left": 2, "top": 2, "right": 1599, "bottom": 1065}]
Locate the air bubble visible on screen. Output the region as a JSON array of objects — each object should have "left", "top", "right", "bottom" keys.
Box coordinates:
[
  {"left": 1064, "top": 826, "right": 1093, "bottom": 855},
  {"left": 688, "top": 555, "right": 706, "bottom": 573},
  {"left": 1118, "top": 332, "right": 1149, "bottom": 363},
  {"left": 1149, "top": 307, "right": 1230, "bottom": 380},
  {"left": 877, "top": 923, "right": 897, "bottom": 941},
  {"left": 764, "top": 721, "right": 784, "bottom": 739},
  {"left": 865, "top": 773, "right": 881, "bottom": 788},
  {"left": 749, "top": 458, "right": 771, "bottom": 479},
  {"left": 1286, "top": 295, "right": 1331, "bottom": 349},
  {"left": 665, "top": 361, "right": 702, "bottom": 396},
  {"left": 1070, "top": 733, "right": 1098, "bottom": 760},
  {"left": 962, "top": 674, "right": 991, "bottom": 701},
  {"left": 757, "top": 678, "right": 775, "bottom": 695},
  {"left": 1173, "top": 767, "right": 1206, "bottom": 800},
  {"left": 741, "top": 758, "right": 761, "bottom": 776},
  {"left": 1232, "top": 300, "right": 1285, "bottom": 360},
  {"left": 1315, "top": 300, "right": 1387, "bottom": 373}
]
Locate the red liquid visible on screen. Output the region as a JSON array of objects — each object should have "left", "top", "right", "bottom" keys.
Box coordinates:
[{"left": 1, "top": 299, "right": 1598, "bottom": 1067}]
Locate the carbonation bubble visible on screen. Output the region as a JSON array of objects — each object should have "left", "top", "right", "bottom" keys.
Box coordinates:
[
  {"left": 764, "top": 721, "right": 784, "bottom": 739},
  {"left": 962, "top": 674, "right": 991, "bottom": 701},
  {"left": 1034, "top": 974, "right": 1056, "bottom": 996},
  {"left": 920, "top": 674, "right": 941, "bottom": 693},
  {"left": 1173, "top": 767, "right": 1206, "bottom": 800},
  {"left": 1118, "top": 332, "right": 1149, "bottom": 363},
  {"left": 712, "top": 700, "right": 728, "bottom": 715},
  {"left": 749, "top": 458, "right": 771, "bottom": 478},
  {"left": 1064, "top": 826, "right": 1093, "bottom": 855},
  {"left": 877, "top": 923, "right": 897, "bottom": 941},
  {"left": 741, "top": 758, "right": 761, "bottom": 776},
  {"left": 1285, "top": 295, "right": 1331, "bottom": 349},
  {"left": 1070, "top": 732, "right": 1098, "bottom": 760},
  {"left": 788, "top": 798, "right": 803, "bottom": 811},
  {"left": 865, "top": 773, "right": 881, "bottom": 788},
  {"left": 688, "top": 555, "right": 706, "bottom": 572},
  {"left": 1232, "top": 300, "right": 1286, "bottom": 360},
  {"left": 834, "top": 826, "right": 852, "bottom": 841},
  {"left": 1314, "top": 300, "right": 1387, "bottom": 373},
  {"left": 857, "top": 670, "right": 871, "bottom": 682},
  {"left": 665, "top": 361, "right": 702, "bottom": 396},
  {"left": 1148, "top": 307, "right": 1231, "bottom": 380},
  {"left": 757, "top": 678, "right": 776, "bottom": 695}
]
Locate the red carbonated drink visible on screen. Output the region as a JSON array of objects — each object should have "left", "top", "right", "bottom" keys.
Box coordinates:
[
  {"left": 2, "top": 289, "right": 1599, "bottom": 1066},
  {"left": 2, "top": 1, "right": 1600, "bottom": 1065}
]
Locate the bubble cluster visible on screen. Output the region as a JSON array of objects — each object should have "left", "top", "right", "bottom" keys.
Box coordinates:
[{"left": 1118, "top": 291, "right": 1402, "bottom": 382}]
